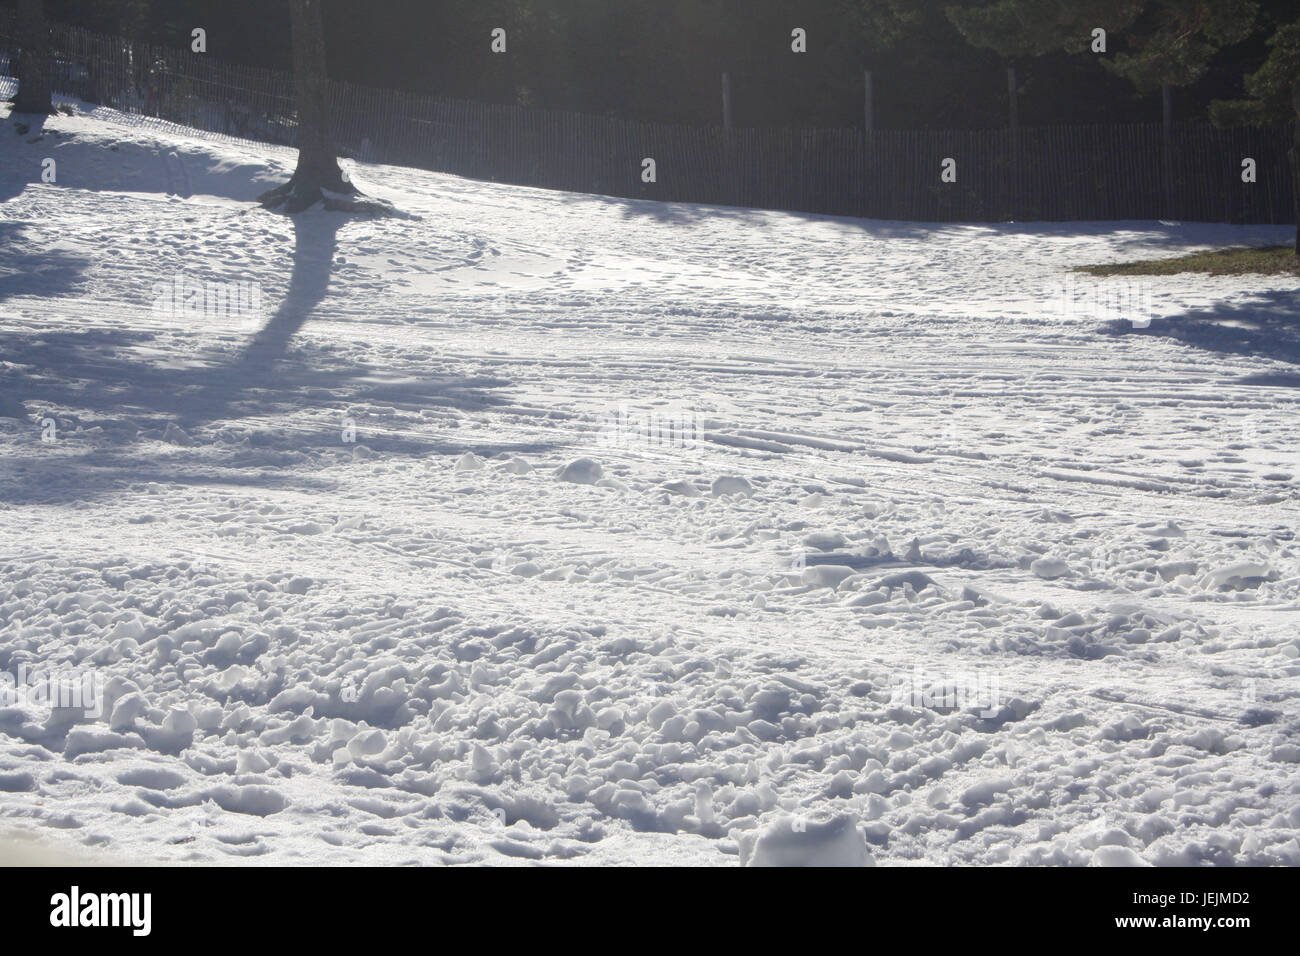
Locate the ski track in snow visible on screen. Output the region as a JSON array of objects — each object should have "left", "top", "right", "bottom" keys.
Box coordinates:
[{"left": 1, "top": 102, "right": 1298, "bottom": 866}]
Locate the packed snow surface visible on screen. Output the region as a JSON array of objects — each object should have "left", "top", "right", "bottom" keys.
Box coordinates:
[{"left": 1, "top": 97, "right": 1298, "bottom": 865}]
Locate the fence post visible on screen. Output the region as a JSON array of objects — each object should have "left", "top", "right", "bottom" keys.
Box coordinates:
[
  {"left": 864, "top": 70, "right": 873, "bottom": 133},
  {"left": 1162, "top": 84, "right": 1174, "bottom": 218},
  {"left": 1291, "top": 79, "right": 1299, "bottom": 253},
  {"left": 1008, "top": 64, "right": 1018, "bottom": 221},
  {"left": 1007, "top": 65, "right": 1018, "bottom": 132},
  {"left": 721, "top": 71, "right": 738, "bottom": 205}
]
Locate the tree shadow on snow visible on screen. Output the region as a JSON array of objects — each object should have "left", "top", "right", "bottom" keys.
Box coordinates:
[
  {"left": 600, "top": 196, "right": 1294, "bottom": 253},
  {"left": 0, "top": 213, "right": 562, "bottom": 505},
  {"left": 0, "top": 221, "right": 92, "bottom": 304},
  {"left": 0, "top": 111, "right": 51, "bottom": 203},
  {"left": 0, "top": 114, "right": 97, "bottom": 302},
  {"left": 199, "top": 212, "right": 344, "bottom": 418},
  {"left": 1100, "top": 287, "right": 1300, "bottom": 368},
  {"left": 598, "top": 193, "right": 939, "bottom": 238}
]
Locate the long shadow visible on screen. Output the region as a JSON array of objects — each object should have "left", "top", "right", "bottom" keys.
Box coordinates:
[
  {"left": 0, "top": 212, "right": 347, "bottom": 429},
  {"left": 176, "top": 212, "right": 343, "bottom": 428},
  {"left": 0, "top": 111, "right": 49, "bottom": 204},
  {"left": 1100, "top": 287, "right": 1300, "bottom": 367},
  {"left": 599, "top": 192, "right": 1295, "bottom": 252},
  {"left": 0, "top": 211, "right": 564, "bottom": 505},
  {"left": 0, "top": 110, "right": 95, "bottom": 302},
  {"left": 247, "top": 215, "right": 336, "bottom": 365},
  {"left": 0, "top": 220, "right": 91, "bottom": 304},
  {"left": 2, "top": 95, "right": 288, "bottom": 209},
  {"left": 597, "top": 191, "right": 940, "bottom": 238},
  {"left": 177, "top": 214, "right": 531, "bottom": 429}
]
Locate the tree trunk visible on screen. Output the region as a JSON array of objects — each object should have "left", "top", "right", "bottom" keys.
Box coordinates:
[
  {"left": 1161, "top": 84, "right": 1174, "bottom": 220},
  {"left": 14, "top": 0, "right": 54, "bottom": 115},
  {"left": 1293, "top": 124, "right": 1299, "bottom": 256},
  {"left": 260, "top": 0, "right": 353, "bottom": 212},
  {"left": 1293, "top": 79, "right": 1300, "bottom": 256}
]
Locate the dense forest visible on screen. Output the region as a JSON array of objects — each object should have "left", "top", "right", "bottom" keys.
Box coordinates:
[{"left": 7, "top": 0, "right": 1299, "bottom": 130}]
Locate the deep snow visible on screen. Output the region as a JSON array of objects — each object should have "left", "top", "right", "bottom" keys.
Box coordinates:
[{"left": 1, "top": 95, "right": 1298, "bottom": 866}]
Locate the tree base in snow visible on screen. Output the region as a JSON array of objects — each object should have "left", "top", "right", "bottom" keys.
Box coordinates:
[
  {"left": 257, "top": 167, "right": 352, "bottom": 214},
  {"left": 258, "top": 170, "right": 409, "bottom": 218},
  {"left": 7, "top": 97, "right": 56, "bottom": 117}
]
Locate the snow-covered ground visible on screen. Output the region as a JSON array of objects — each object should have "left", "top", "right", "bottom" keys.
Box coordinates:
[{"left": 1, "top": 96, "right": 1298, "bottom": 866}]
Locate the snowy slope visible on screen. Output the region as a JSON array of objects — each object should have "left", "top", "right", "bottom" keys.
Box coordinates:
[{"left": 1, "top": 98, "right": 1298, "bottom": 866}]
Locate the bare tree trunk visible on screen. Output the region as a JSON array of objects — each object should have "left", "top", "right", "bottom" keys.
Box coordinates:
[
  {"left": 14, "top": 0, "right": 54, "bottom": 115},
  {"left": 260, "top": 0, "right": 354, "bottom": 212},
  {"left": 1292, "top": 124, "right": 1299, "bottom": 256},
  {"left": 1293, "top": 79, "right": 1300, "bottom": 256}
]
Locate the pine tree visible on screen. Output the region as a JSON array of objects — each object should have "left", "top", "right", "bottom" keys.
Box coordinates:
[
  {"left": 1210, "top": 18, "right": 1300, "bottom": 124},
  {"left": 1100, "top": 1, "right": 1259, "bottom": 92},
  {"left": 944, "top": 1, "right": 1260, "bottom": 87},
  {"left": 948, "top": 1, "right": 1300, "bottom": 248},
  {"left": 1204, "top": 12, "right": 1300, "bottom": 253},
  {"left": 946, "top": 0, "right": 1142, "bottom": 59}
]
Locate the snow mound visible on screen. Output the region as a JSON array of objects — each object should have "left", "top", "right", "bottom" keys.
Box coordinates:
[
  {"left": 710, "top": 475, "right": 754, "bottom": 498},
  {"left": 1030, "top": 557, "right": 1071, "bottom": 579},
  {"left": 1200, "top": 562, "right": 1276, "bottom": 591},
  {"left": 739, "top": 814, "right": 874, "bottom": 867},
  {"left": 1091, "top": 845, "right": 1151, "bottom": 867},
  {"left": 555, "top": 458, "right": 603, "bottom": 484}
]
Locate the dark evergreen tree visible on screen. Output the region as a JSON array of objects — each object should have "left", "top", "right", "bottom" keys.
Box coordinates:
[
  {"left": 947, "top": 1, "right": 1299, "bottom": 245},
  {"left": 1210, "top": 17, "right": 1300, "bottom": 124}
]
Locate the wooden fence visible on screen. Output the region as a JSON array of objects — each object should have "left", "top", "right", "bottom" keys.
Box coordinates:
[{"left": 3, "top": 15, "right": 1294, "bottom": 225}]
